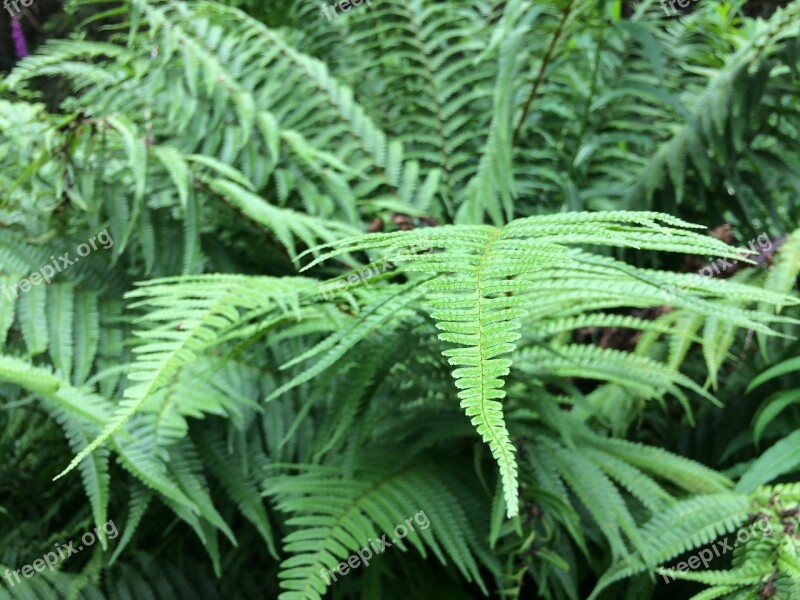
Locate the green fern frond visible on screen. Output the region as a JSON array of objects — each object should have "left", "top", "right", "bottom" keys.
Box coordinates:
[
  {"left": 301, "top": 211, "right": 796, "bottom": 517},
  {"left": 265, "top": 458, "right": 486, "bottom": 600},
  {"left": 589, "top": 493, "right": 750, "bottom": 599},
  {"left": 54, "top": 275, "right": 313, "bottom": 480}
]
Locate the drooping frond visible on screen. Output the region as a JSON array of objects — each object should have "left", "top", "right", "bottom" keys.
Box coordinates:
[
  {"left": 264, "top": 457, "right": 487, "bottom": 600},
  {"left": 55, "top": 275, "right": 315, "bottom": 479},
  {"left": 590, "top": 493, "right": 751, "bottom": 598}
]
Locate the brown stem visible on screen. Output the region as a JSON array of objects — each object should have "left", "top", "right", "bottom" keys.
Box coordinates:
[{"left": 512, "top": 0, "right": 576, "bottom": 146}]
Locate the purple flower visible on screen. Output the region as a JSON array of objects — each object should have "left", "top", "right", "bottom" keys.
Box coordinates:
[{"left": 11, "top": 16, "right": 29, "bottom": 59}]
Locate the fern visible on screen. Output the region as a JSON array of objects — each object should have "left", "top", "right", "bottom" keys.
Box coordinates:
[
  {"left": 55, "top": 275, "right": 314, "bottom": 479},
  {"left": 300, "top": 211, "right": 796, "bottom": 517},
  {"left": 265, "top": 457, "right": 487, "bottom": 600},
  {"left": 2, "top": 0, "right": 800, "bottom": 598}
]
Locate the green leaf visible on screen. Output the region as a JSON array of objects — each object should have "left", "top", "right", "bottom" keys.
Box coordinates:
[{"left": 735, "top": 430, "right": 800, "bottom": 493}]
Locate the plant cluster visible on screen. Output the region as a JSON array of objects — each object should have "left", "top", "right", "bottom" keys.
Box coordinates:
[{"left": 1, "top": 0, "right": 800, "bottom": 598}]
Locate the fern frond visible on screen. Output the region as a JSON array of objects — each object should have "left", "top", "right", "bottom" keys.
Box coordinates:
[
  {"left": 265, "top": 458, "right": 486, "bottom": 600},
  {"left": 590, "top": 493, "right": 750, "bottom": 599},
  {"left": 301, "top": 212, "right": 796, "bottom": 517},
  {"left": 55, "top": 275, "right": 313, "bottom": 479}
]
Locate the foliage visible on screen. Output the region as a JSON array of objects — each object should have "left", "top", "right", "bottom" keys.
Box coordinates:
[{"left": 1, "top": 0, "right": 800, "bottom": 599}]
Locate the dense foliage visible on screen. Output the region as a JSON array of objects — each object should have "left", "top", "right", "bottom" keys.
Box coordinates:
[{"left": 1, "top": 0, "right": 800, "bottom": 598}]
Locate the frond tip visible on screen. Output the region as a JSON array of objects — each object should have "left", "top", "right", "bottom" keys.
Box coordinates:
[{"left": 430, "top": 227, "right": 535, "bottom": 518}]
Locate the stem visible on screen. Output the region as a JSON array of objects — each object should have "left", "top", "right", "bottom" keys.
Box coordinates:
[{"left": 512, "top": 0, "right": 576, "bottom": 146}]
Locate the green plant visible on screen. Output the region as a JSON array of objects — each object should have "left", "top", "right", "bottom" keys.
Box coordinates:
[{"left": 2, "top": 1, "right": 800, "bottom": 599}]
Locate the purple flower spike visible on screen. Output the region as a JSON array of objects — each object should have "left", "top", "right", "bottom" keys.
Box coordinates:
[{"left": 11, "top": 16, "right": 29, "bottom": 59}]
